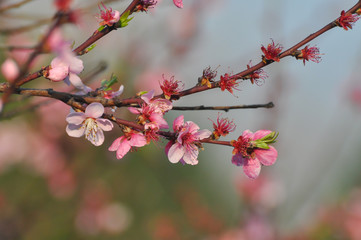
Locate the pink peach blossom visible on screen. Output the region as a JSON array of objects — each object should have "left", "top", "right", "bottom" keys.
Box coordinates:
[
  {"left": 108, "top": 129, "right": 147, "bottom": 159},
  {"left": 231, "top": 130, "right": 278, "bottom": 179},
  {"left": 128, "top": 90, "right": 172, "bottom": 129},
  {"left": 66, "top": 102, "right": 113, "bottom": 146},
  {"left": 97, "top": 3, "right": 120, "bottom": 26},
  {"left": 165, "top": 115, "right": 211, "bottom": 165}
]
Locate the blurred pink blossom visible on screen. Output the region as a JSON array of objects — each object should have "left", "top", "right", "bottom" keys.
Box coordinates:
[{"left": 1, "top": 58, "right": 19, "bottom": 82}]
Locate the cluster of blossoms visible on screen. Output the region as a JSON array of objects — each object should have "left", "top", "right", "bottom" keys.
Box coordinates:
[{"left": 8, "top": 2, "right": 361, "bottom": 180}]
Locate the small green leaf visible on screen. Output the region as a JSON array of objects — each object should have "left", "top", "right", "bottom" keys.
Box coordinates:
[
  {"left": 85, "top": 44, "right": 96, "bottom": 53},
  {"left": 117, "top": 11, "right": 134, "bottom": 28},
  {"left": 97, "top": 25, "right": 106, "bottom": 32},
  {"left": 101, "top": 74, "right": 118, "bottom": 90},
  {"left": 254, "top": 142, "right": 270, "bottom": 149}
]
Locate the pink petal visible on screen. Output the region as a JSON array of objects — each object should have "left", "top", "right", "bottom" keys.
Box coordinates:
[
  {"left": 173, "top": 115, "right": 184, "bottom": 131},
  {"left": 149, "top": 113, "right": 168, "bottom": 129},
  {"left": 128, "top": 107, "right": 141, "bottom": 114},
  {"left": 66, "top": 112, "right": 85, "bottom": 124},
  {"left": 112, "top": 10, "right": 120, "bottom": 23},
  {"left": 85, "top": 102, "right": 104, "bottom": 118},
  {"left": 66, "top": 124, "right": 85, "bottom": 137},
  {"left": 173, "top": 0, "right": 183, "bottom": 8},
  {"left": 151, "top": 98, "right": 173, "bottom": 113},
  {"left": 168, "top": 143, "right": 185, "bottom": 163},
  {"left": 48, "top": 57, "right": 69, "bottom": 81},
  {"left": 242, "top": 130, "right": 254, "bottom": 139},
  {"left": 68, "top": 73, "right": 85, "bottom": 89},
  {"left": 113, "top": 85, "right": 124, "bottom": 97},
  {"left": 97, "top": 119, "right": 113, "bottom": 131},
  {"left": 69, "top": 56, "right": 84, "bottom": 74},
  {"left": 253, "top": 130, "right": 272, "bottom": 140},
  {"left": 165, "top": 141, "right": 174, "bottom": 156},
  {"left": 1, "top": 58, "right": 19, "bottom": 82},
  {"left": 194, "top": 129, "right": 212, "bottom": 140},
  {"left": 185, "top": 121, "right": 200, "bottom": 133},
  {"left": 108, "top": 137, "right": 122, "bottom": 151},
  {"left": 129, "top": 133, "right": 147, "bottom": 147},
  {"left": 255, "top": 146, "right": 278, "bottom": 166},
  {"left": 243, "top": 158, "right": 261, "bottom": 179},
  {"left": 141, "top": 90, "right": 155, "bottom": 104},
  {"left": 116, "top": 139, "right": 131, "bottom": 159},
  {"left": 182, "top": 145, "right": 199, "bottom": 165}
]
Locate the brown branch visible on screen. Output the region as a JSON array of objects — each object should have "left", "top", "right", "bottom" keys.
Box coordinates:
[
  {"left": 0, "top": 18, "right": 52, "bottom": 35},
  {"left": 172, "top": 102, "right": 274, "bottom": 111},
  {"left": 174, "top": 1, "right": 361, "bottom": 99}
]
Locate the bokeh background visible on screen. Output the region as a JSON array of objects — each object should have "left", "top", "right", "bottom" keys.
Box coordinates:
[{"left": 1, "top": 0, "right": 361, "bottom": 239}]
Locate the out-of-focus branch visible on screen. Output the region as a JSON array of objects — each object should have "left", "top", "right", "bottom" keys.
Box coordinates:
[{"left": 0, "top": 0, "right": 34, "bottom": 14}]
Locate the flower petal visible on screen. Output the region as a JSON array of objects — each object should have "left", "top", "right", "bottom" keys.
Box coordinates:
[
  {"left": 128, "top": 107, "right": 141, "bottom": 114},
  {"left": 173, "top": 115, "right": 184, "bottom": 132},
  {"left": 253, "top": 130, "right": 272, "bottom": 140},
  {"left": 141, "top": 90, "right": 154, "bottom": 104},
  {"left": 66, "top": 124, "right": 85, "bottom": 137},
  {"left": 69, "top": 56, "right": 84, "bottom": 74},
  {"left": 242, "top": 130, "right": 254, "bottom": 139},
  {"left": 97, "top": 118, "right": 113, "bottom": 131},
  {"left": 149, "top": 113, "right": 168, "bottom": 129},
  {"left": 194, "top": 129, "right": 212, "bottom": 140},
  {"left": 66, "top": 112, "right": 85, "bottom": 124},
  {"left": 129, "top": 133, "right": 147, "bottom": 147},
  {"left": 185, "top": 121, "right": 200, "bottom": 133},
  {"left": 231, "top": 154, "right": 245, "bottom": 166},
  {"left": 165, "top": 141, "right": 174, "bottom": 156},
  {"left": 182, "top": 145, "right": 199, "bottom": 165},
  {"left": 108, "top": 137, "right": 122, "bottom": 151},
  {"left": 48, "top": 58, "right": 69, "bottom": 81},
  {"left": 68, "top": 73, "right": 85, "bottom": 89},
  {"left": 255, "top": 146, "right": 278, "bottom": 166},
  {"left": 116, "top": 139, "right": 131, "bottom": 159},
  {"left": 85, "top": 102, "right": 104, "bottom": 118},
  {"left": 168, "top": 143, "right": 184, "bottom": 163},
  {"left": 243, "top": 158, "right": 261, "bottom": 179},
  {"left": 88, "top": 129, "right": 104, "bottom": 146}
]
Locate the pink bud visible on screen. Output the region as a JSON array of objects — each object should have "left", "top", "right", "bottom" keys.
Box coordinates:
[{"left": 1, "top": 58, "right": 19, "bottom": 82}]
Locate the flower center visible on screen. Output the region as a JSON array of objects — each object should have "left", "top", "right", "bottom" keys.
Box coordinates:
[
  {"left": 232, "top": 136, "right": 253, "bottom": 158},
  {"left": 84, "top": 118, "right": 99, "bottom": 143}
]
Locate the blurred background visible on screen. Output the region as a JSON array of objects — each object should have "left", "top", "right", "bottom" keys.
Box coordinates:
[{"left": 1, "top": 0, "right": 361, "bottom": 239}]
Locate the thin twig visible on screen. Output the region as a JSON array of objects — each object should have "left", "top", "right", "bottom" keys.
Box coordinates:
[{"left": 172, "top": 102, "right": 274, "bottom": 111}]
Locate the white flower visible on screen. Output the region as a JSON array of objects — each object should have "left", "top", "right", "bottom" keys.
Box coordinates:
[{"left": 66, "top": 103, "right": 113, "bottom": 146}]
